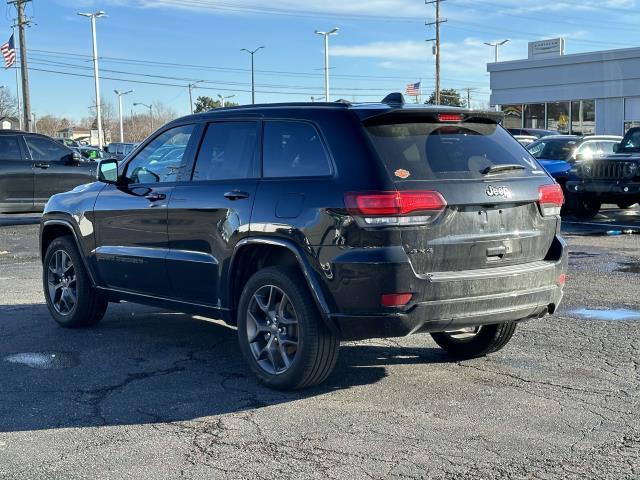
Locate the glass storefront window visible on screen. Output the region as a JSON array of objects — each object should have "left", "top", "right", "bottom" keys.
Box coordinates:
[
  {"left": 523, "top": 104, "right": 545, "bottom": 129},
  {"left": 571, "top": 100, "right": 595, "bottom": 135},
  {"left": 501, "top": 105, "right": 523, "bottom": 129},
  {"left": 547, "top": 102, "right": 570, "bottom": 134}
]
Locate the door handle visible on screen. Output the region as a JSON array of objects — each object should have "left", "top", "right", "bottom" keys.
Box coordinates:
[
  {"left": 145, "top": 192, "right": 167, "bottom": 202},
  {"left": 34, "top": 163, "right": 50, "bottom": 169},
  {"left": 224, "top": 190, "right": 250, "bottom": 201}
]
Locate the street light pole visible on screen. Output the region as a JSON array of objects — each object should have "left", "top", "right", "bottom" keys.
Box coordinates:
[
  {"left": 114, "top": 89, "right": 134, "bottom": 142},
  {"left": 134, "top": 103, "right": 153, "bottom": 131},
  {"left": 217, "top": 94, "right": 236, "bottom": 108},
  {"left": 484, "top": 39, "right": 510, "bottom": 63},
  {"left": 240, "top": 47, "right": 264, "bottom": 104},
  {"left": 314, "top": 28, "right": 338, "bottom": 102},
  {"left": 78, "top": 11, "right": 107, "bottom": 149}
]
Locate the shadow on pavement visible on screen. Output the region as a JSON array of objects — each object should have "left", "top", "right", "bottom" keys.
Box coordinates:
[{"left": 0, "top": 302, "right": 446, "bottom": 433}]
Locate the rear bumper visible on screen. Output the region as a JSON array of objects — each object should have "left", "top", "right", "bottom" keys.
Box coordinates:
[
  {"left": 566, "top": 179, "right": 640, "bottom": 196},
  {"left": 326, "top": 237, "right": 567, "bottom": 341}
]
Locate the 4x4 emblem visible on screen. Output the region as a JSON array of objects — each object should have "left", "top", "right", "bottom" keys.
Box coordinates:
[{"left": 486, "top": 185, "right": 512, "bottom": 198}]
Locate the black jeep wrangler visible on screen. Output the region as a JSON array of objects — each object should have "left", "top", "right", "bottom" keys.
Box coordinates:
[
  {"left": 566, "top": 127, "right": 640, "bottom": 218},
  {"left": 40, "top": 94, "right": 567, "bottom": 390}
]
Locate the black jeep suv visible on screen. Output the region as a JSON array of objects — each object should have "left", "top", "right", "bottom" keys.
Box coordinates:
[
  {"left": 566, "top": 127, "right": 640, "bottom": 217},
  {"left": 40, "top": 95, "right": 567, "bottom": 390}
]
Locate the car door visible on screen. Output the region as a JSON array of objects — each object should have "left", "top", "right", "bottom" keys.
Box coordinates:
[
  {"left": 93, "top": 123, "right": 197, "bottom": 296},
  {"left": 166, "top": 120, "right": 260, "bottom": 306},
  {"left": 0, "top": 134, "right": 33, "bottom": 211},
  {"left": 25, "top": 135, "right": 95, "bottom": 206}
]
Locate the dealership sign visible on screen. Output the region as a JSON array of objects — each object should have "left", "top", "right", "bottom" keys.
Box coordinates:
[{"left": 528, "top": 38, "right": 565, "bottom": 60}]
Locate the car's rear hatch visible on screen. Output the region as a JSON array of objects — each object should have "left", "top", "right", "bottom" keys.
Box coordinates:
[{"left": 359, "top": 109, "right": 562, "bottom": 274}]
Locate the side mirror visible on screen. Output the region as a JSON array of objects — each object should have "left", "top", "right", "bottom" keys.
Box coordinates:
[
  {"left": 613, "top": 144, "right": 620, "bottom": 153},
  {"left": 97, "top": 159, "right": 119, "bottom": 184},
  {"left": 69, "top": 150, "right": 83, "bottom": 164}
]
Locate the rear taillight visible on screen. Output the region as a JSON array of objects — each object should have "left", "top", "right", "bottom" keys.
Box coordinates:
[
  {"left": 538, "top": 184, "right": 564, "bottom": 216},
  {"left": 344, "top": 190, "right": 447, "bottom": 226}
]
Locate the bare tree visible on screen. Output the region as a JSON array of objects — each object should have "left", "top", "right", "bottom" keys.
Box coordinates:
[
  {"left": 35, "top": 115, "right": 71, "bottom": 138},
  {"left": 0, "top": 87, "right": 19, "bottom": 118}
]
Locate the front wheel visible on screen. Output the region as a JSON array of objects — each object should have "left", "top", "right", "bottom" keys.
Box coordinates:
[
  {"left": 431, "top": 322, "right": 517, "bottom": 358},
  {"left": 43, "top": 236, "right": 108, "bottom": 328},
  {"left": 237, "top": 266, "right": 339, "bottom": 390},
  {"left": 617, "top": 201, "right": 637, "bottom": 210}
]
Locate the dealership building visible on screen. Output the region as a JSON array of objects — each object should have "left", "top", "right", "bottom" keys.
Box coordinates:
[{"left": 488, "top": 39, "right": 640, "bottom": 136}]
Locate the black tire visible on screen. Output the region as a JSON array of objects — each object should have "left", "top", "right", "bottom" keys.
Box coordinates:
[
  {"left": 617, "top": 201, "right": 637, "bottom": 210},
  {"left": 568, "top": 194, "right": 601, "bottom": 219},
  {"left": 43, "top": 235, "right": 108, "bottom": 328},
  {"left": 431, "top": 322, "right": 517, "bottom": 359},
  {"left": 237, "top": 266, "right": 339, "bottom": 390}
]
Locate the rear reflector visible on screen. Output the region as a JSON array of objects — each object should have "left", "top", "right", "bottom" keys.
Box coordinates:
[
  {"left": 438, "top": 113, "right": 463, "bottom": 122},
  {"left": 538, "top": 184, "right": 564, "bottom": 216},
  {"left": 381, "top": 293, "right": 413, "bottom": 307},
  {"left": 559, "top": 274, "right": 567, "bottom": 286}
]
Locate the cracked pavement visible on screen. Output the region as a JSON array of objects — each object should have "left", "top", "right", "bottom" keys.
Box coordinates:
[{"left": 0, "top": 207, "right": 639, "bottom": 479}]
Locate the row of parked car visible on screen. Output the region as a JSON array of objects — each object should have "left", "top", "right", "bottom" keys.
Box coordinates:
[{"left": 507, "top": 127, "right": 639, "bottom": 218}]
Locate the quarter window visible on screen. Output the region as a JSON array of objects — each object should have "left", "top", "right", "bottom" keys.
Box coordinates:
[
  {"left": 192, "top": 122, "right": 258, "bottom": 181},
  {"left": 263, "top": 121, "right": 331, "bottom": 178},
  {"left": 0, "top": 136, "right": 22, "bottom": 161},
  {"left": 125, "top": 125, "right": 195, "bottom": 184}
]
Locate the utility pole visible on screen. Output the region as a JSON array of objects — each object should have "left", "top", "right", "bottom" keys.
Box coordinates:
[
  {"left": 240, "top": 47, "right": 264, "bottom": 104},
  {"left": 463, "top": 87, "right": 477, "bottom": 109},
  {"left": 9, "top": 0, "right": 32, "bottom": 132},
  {"left": 187, "top": 81, "right": 203, "bottom": 114},
  {"left": 31, "top": 112, "right": 36, "bottom": 133},
  {"left": 314, "top": 28, "right": 338, "bottom": 102},
  {"left": 425, "top": 0, "right": 446, "bottom": 105}
]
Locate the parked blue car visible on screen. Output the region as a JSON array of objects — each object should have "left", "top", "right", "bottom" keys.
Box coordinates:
[{"left": 526, "top": 135, "right": 622, "bottom": 185}]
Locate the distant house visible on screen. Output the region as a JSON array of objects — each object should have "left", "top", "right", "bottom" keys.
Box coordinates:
[
  {"left": 57, "top": 126, "right": 111, "bottom": 147},
  {"left": 0, "top": 116, "right": 20, "bottom": 130}
]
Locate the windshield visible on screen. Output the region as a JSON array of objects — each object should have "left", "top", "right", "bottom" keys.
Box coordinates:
[
  {"left": 366, "top": 122, "right": 543, "bottom": 180},
  {"left": 618, "top": 128, "right": 640, "bottom": 153},
  {"left": 527, "top": 138, "right": 577, "bottom": 160}
]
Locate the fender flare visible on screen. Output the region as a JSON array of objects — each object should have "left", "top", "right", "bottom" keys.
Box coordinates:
[
  {"left": 229, "top": 237, "right": 340, "bottom": 336},
  {"left": 41, "top": 218, "right": 98, "bottom": 287}
]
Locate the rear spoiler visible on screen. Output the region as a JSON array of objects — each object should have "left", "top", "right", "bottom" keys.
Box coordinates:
[{"left": 361, "top": 108, "right": 504, "bottom": 127}]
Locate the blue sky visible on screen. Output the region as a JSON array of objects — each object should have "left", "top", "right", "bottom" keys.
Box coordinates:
[{"left": 0, "top": 0, "right": 638, "bottom": 121}]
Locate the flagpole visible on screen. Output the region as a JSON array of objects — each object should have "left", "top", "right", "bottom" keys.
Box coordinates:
[{"left": 12, "top": 29, "right": 22, "bottom": 130}]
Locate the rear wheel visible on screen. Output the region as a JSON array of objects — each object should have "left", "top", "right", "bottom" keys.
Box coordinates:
[
  {"left": 43, "top": 236, "right": 108, "bottom": 328},
  {"left": 431, "top": 322, "right": 517, "bottom": 358},
  {"left": 237, "top": 266, "right": 339, "bottom": 390}
]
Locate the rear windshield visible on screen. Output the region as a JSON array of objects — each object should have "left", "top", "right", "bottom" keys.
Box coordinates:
[{"left": 366, "top": 122, "right": 543, "bottom": 180}]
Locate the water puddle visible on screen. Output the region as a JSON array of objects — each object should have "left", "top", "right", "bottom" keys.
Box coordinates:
[
  {"left": 616, "top": 262, "right": 640, "bottom": 274},
  {"left": 570, "top": 308, "right": 640, "bottom": 321},
  {"left": 3, "top": 352, "right": 78, "bottom": 369}
]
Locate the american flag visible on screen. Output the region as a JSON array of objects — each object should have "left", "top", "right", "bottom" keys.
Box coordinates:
[
  {"left": 1, "top": 34, "right": 16, "bottom": 69},
  {"left": 406, "top": 81, "right": 421, "bottom": 97}
]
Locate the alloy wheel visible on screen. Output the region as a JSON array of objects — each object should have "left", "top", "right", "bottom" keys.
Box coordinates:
[
  {"left": 47, "top": 250, "right": 77, "bottom": 316},
  {"left": 246, "top": 285, "right": 299, "bottom": 375}
]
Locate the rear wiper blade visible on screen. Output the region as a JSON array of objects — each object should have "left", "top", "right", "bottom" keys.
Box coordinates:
[{"left": 481, "top": 164, "right": 526, "bottom": 175}]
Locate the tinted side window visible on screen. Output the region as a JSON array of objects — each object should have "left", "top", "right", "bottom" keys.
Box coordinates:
[
  {"left": 263, "top": 121, "right": 331, "bottom": 178},
  {"left": 25, "top": 136, "right": 71, "bottom": 162},
  {"left": 0, "top": 136, "right": 22, "bottom": 160},
  {"left": 125, "top": 125, "right": 195, "bottom": 184},
  {"left": 192, "top": 122, "right": 258, "bottom": 181}
]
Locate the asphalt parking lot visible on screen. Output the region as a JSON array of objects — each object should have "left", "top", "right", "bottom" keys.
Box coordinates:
[{"left": 0, "top": 207, "right": 639, "bottom": 479}]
